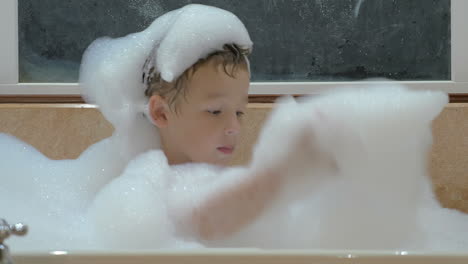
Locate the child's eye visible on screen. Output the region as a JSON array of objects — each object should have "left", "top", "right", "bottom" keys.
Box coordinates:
[
  {"left": 208, "top": 110, "right": 222, "bottom": 115},
  {"left": 236, "top": 111, "right": 245, "bottom": 117}
]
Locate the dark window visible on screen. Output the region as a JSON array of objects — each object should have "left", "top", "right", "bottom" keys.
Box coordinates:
[{"left": 19, "top": 0, "right": 450, "bottom": 83}]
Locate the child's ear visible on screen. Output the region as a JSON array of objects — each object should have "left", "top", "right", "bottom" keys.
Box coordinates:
[{"left": 148, "top": 94, "right": 170, "bottom": 128}]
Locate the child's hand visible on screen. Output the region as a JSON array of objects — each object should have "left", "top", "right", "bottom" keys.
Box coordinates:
[
  {"left": 250, "top": 96, "right": 303, "bottom": 170},
  {"left": 251, "top": 96, "right": 361, "bottom": 174},
  {"left": 306, "top": 107, "right": 364, "bottom": 165},
  {"left": 250, "top": 96, "right": 325, "bottom": 172}
]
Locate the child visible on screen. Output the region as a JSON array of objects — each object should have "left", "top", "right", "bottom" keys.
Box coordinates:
[
  {"left": 85, "top": 4, "right": 316, "bottom": 247},
  {"left": 145, "top": 42, "right": 320, "bottom": 239}
]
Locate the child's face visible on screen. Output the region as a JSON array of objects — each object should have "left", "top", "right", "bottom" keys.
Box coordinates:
[{"left": 160, "top": 62, "right": 249, "bottom": 166}]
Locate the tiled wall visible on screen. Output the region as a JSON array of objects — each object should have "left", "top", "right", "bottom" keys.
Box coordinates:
[
  {"left": 1, "top": 103, "right": 467, "bottom": 213},
  {"left": 430, "top": 104, "right": 468, "bottom": 213},
  {"left": 0, "top": 104, "right": 113, "bottom": 159}
]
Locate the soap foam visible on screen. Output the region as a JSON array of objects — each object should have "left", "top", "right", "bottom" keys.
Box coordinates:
[
  {"left": 2, "top": 84, "right": 468, "bottom": 252},
  {"left": 209, "top": 84, "right": 468, "bottom": 251},
  {"left": 2, "top": 2, "right": 468, "bottom": 253},
  {"left": 87, "top": 150, "right": 202, "bottom": 250},
  {"left": 77, "top": 4, "right": 253, "bottom": 186},
  {"left": 2, "top": 4, "right": 253, "bottom": 251}
]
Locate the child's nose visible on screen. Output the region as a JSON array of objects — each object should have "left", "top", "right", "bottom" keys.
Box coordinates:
[{"left": 225, "top": 115, "right": 241, "bottom": 136}]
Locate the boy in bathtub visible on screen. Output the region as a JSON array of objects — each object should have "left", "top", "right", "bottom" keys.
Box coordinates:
[
  {"left": 85, "top": 4, "right": 323, "bottom": 247},
  {"left": 142, "top": 43, "right": 296, "bottom": 240}
]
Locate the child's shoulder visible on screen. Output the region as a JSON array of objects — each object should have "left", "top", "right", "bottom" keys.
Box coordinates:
[
  {"left": 120, "top": 149, "right": 171, "bottom": 183},
  {"left": 126, "top": 149, "right": 169, "bottom": 170}
]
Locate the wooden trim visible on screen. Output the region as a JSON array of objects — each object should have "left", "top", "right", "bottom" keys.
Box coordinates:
[
  {"left": 449, "top": 93, "right": 468, "bottom": 103},
  {"left": 250, "top": 94, "right": 468, "bottom": 104},
  {"left": 248, "top": 95, "right": 300, "bottom": 104},
  {"left": 1, "top": 94, "right": 467, "bottom": 104},
  {"left": 0, "top": 95, "right": 84, "bottom": 103}
]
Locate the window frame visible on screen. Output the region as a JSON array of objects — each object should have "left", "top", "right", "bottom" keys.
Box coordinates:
[{"left": 0, "top": 0, "right": 466, "bottom": 96}]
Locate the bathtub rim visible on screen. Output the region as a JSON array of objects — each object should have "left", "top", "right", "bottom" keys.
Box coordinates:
[{"left": 11, "top": 249, "right": 468, "bottom": 264}]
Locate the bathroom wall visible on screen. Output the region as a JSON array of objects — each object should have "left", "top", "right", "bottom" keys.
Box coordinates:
[
  {"left": 430, "top": 103, "right": 468, "bottom": 213},
  {"left": 0, "top": 104, "right": 113, "bottom": 159},
  {"left": 0, "top": 103, "right": 467, "bottom": 213}
]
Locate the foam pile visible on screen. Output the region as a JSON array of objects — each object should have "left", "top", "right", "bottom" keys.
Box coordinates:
[{"left": 2, "top": 2, "right": 468, "bottom": 253}]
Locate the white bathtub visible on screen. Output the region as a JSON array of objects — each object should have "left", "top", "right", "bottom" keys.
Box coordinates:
[{"left": 11, "top": 249, "right": 468, "bottom": 264}]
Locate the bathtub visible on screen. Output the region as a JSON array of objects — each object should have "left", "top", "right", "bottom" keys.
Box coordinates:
[
  {"left": 2, "top": 103, "right": 468, "bottom": 263},
  {"left": 10, "top": 249, "right": 468, "bottom": 264}
]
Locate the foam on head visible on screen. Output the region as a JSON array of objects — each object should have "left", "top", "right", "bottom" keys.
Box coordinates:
[
  {"left": 78, "top": 4, "right": 253, "bottom": 192},
  {"left": 79, "top": 4, "right": 252, "bottom": 156},
  {"left": 154, "top": 5, "right": 252, "bottom": 82}
]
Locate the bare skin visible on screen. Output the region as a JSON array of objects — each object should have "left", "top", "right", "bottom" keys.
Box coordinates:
[
  {"left": 149, "top": 60, "right": 300, "bottom": 240},
  {"left": 190, "top": 168, "right": 283, "bottom": 240}
]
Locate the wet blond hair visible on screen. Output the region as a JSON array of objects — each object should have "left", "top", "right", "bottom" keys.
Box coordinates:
[{"left": 144, "top": 43, "right": 250, "bottom": 111}]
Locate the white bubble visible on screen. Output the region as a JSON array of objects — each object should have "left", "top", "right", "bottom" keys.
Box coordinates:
[
  {"left": 2, "top": 83, "right": 468, "bottom": 252},
  {"left": 2, "top": 3, "right": 468, "bottom": 253},
  {"left": 211, "top": 84, "right": 468, "bottom": 251},
  {"left": 1, "top": 3, "right": 253, "bottom": 251}
]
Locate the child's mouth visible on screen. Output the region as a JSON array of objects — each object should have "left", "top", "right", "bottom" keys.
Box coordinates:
[{"left": 217, "top": 146, "right": 234, "bottom": 154}]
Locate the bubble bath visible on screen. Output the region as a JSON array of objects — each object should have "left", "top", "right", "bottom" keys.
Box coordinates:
[{"left": 1, "top": 3, "right": 468, "bottom": 253}]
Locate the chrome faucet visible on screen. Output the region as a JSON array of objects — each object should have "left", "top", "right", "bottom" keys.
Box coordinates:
[{"left": 0, "top": 219, "right": 27, "bottom": 264}]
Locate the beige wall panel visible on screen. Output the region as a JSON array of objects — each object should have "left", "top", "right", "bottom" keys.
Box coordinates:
[{"left": 1, "top": 103, "right": 467, "bottom": 213}]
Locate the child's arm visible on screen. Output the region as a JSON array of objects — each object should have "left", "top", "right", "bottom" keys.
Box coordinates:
[
  {"left": 168, "top": 129, "right": 312, "bottom": 241},
  {"left": 188, "top": 167, "right": 283, "bottom": 240},
  {"left": 169, "top": 102, "right": 331, "bottom": 241}
]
